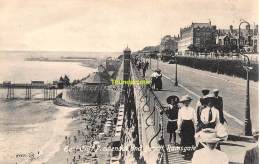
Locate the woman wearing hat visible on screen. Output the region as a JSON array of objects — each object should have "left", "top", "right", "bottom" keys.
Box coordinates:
[
  {"left": 192, "top": 129, "right": 228, "bottom": 164},
  {"left": 150, "top": 70, "right": 159, "bottom": 90},
  {"left": 177, "top": 95, "right": 196, "bottom": 159},
  {"left": 165, "top": 95, "right": 180, "bottom": 145},
  {"left": 155, "top": 69, "right": 162, "bottom": 91}
]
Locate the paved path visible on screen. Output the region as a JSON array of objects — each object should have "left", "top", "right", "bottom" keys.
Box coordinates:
[
  {"left": 137, "top": 66, "right": 257, "bottom": 163},
  {"left": 148, "top": 59, "right": 258, "bottom": 134}
]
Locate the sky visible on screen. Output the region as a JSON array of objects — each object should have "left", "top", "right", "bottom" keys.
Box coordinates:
[{"left": 0, "top": 0, "right": 258, "bottom": 53}]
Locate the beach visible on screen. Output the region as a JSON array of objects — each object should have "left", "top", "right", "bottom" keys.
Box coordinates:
[
  {"left": 0, "top": 99, "right": 78, "bottom": 164},
  {"left": 0, "top": 53, "right": 98, "bottom": 163}
]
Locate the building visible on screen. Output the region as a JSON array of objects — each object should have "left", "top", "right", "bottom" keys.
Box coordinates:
[
  {"left": 216, "top": 24, "right": 258, "bottom": 53},
  {"left": 178, "top": 21, "right": 217, "bottom": 55},
  {"left": 63, "top": 65, "right": 113, "bottom": 105},
  {"left": 160, "top": 35, "right": 179, "bottom": 53},
  {"left": 159, "top": 35, "right": 179, "bottom": 61}
]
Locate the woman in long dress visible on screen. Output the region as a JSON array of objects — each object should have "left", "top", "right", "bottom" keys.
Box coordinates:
[
  {"left": 177, "top": 95, "right": 196, "bottom": 159},
  {"left": 155, "top": 69, "right": 162, "bottom": 90},
  {"left": 150, "top": 70, "right": 158, "bottom": 90}
]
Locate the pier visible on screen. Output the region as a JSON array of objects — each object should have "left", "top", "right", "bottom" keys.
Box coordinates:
[{"left": 1, "top": 82, "right": 58, "bottom": 100}]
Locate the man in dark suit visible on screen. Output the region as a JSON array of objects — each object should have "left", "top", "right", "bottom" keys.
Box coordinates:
[{"left": 213, "top": 89, "right": 225, "bottom": 124}]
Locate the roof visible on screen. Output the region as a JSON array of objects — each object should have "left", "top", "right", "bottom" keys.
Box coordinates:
[
  {"left": 124, "top": 46, "right": 131, "bottom": 52},
  {"left": 192, "top": 22, "right": 211, "bottom": 28}
]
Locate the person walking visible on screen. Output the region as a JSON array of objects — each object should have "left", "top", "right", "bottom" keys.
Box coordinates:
[
  {"left": 165, "top": 95, "right": 180, "bottom": 145},
  {"left": 142, "top": 61, "right": 149, "bottom": 77},
  {"left": 177, "top": 95, "right": 196, "bottom": 159},
  {"left": 137, "top": 61, "right": 142, "bottom": 71},
  {"left": 192, "top": 128, "right": 228, "bottom": 164},
  {"left": 196, "top": 89, "right": 210, "bottom": 131},
  {"left": 155, "top": 69, "right": 162, "bottom": 91},
  {"left": 198, "top": 94, "right": 221, "bottom": 131},
  {"left": 212, "top": 89, "right": 225, "bottom": 124},
  {"left": 150, "top": 70, "right": 158, "bottom": 90}
]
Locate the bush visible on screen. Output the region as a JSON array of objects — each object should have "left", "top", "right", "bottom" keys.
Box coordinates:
[{"left": 176, "top": 56, "right": 258, "bottom": 81}]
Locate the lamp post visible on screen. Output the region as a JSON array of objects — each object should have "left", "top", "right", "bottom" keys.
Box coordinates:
[
  {"left": 157, "top": 55, "right": 159, "bottom": 69},
  {"left": 241, "top": 53, "right": 253, "bottom": 136},
  {"left": 237, "top": 20, "right": 250, "bottom": 52},
  {"left": 149, "top": 55, "right": 152, "bottom": 69},
  {"left": 174, "top": 55, "right": 178, "bottom": 86},
  {"left": 237, "top": 20, "right": 253, "bottom": 136}
]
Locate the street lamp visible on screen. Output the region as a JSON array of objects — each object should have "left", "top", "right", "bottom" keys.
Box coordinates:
[
  {"left": 237, "top": 20, "right": 253, "bottom": 136},
  {"left": 157, "top": 55, "right": 159, "bottom": 69},
  {"left": 174, "top": 55, "right": 178, "bottom": 86},
  {"left": 238, "top": 20, "right": 250, "bottom": 52},
  {"left": 241, "top": 53, "right": 253, "bottom": 136},
  {"left": 149, "top": 55, "right": 152, "bottom": 69}
]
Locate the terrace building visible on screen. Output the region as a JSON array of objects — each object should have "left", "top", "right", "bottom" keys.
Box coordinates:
[
  {"left": 178, "top": 21, "right": 217, "bottom": 55},
  {"left": 216, "top": 24, "right": 258, "bottom": 53}
]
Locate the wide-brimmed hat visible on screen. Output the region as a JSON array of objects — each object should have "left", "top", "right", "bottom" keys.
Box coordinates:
[
  {"left": 166, "top": 95, "right": 179, "bottom": 104},
  {"left": 196, "top": 128, "right": 221, "bottom": 143},
  {"left": 179, "top": 95, "right": 192, "bottom": 103}
]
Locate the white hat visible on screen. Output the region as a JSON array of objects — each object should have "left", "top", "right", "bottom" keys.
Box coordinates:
[
  {"left": 179, "top": 95, "right": 192, "bottom": 102},
  {"left": 213, "top": 89, "right": 219, "bottom": 92},
  {"left": 204, "top": 93, "right": 215, "bottom": 100},
  {"left": 196, "top": 128, "right": 221, "bottom": 143}
]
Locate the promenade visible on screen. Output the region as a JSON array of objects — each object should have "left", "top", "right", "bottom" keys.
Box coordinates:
[
  {"left": 133, "top": 60, "right": 258, "bottom": 163},
  {"left": 148, "top": 59, "right": 258, "bottom": 134}
]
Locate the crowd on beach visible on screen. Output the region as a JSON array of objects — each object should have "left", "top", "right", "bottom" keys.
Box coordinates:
[{"left": 63, "top": 105, "right": 118, "bottom": 164}]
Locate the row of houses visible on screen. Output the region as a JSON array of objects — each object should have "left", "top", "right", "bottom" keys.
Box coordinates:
[{"left": 160, "top": 21, "right": 258, "bottom": 55}]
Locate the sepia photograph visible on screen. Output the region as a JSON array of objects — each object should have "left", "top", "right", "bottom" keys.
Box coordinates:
[{"left": 0, "top": 0, "right": 258, "bottom": 164}]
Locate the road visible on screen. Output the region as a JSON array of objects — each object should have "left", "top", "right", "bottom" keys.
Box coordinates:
[{"left": 149, "top": 59, "right": 258, "bottom": 134}]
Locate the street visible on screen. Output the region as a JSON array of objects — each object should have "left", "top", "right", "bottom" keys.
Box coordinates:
[{"left": 149, "top": 59, "right": 258, "bottom": 134}]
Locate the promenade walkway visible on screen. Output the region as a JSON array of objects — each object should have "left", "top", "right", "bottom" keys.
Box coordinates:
[
  {"left": 149, "top": 59, "right": 258, "bottom": 134},
  {"left": 133, "top": 65, "right": 257, "bottom": 164}
]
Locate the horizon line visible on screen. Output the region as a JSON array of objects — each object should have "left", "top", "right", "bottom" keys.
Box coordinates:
[{"left": 0, "top": 50, "right": 122, "bottom": 53}]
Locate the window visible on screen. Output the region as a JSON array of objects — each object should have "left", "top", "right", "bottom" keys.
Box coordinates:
[
  {"left": 218, "top": 39, "right": 222, "bottom": 45},
  {"left": 195, "top": 38, "right": 200, "bottom": 45}
]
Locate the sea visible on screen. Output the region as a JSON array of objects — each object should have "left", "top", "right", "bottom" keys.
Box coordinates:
[{"left": 0, "top": 51, "right": 120, "bottom": 163}]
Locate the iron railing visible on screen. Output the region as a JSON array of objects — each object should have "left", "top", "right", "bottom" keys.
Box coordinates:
[{"left": 131, "top": 61, "right": 169, "bottom": 164}]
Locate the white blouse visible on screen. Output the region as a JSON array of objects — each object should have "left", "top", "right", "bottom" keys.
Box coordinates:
[
  {"left": 151, "top": 72, "right": 159, "bottom": 77},
  {"left": 177, "top": 106, "right": 197, "bottom": 128},
  {"left": 200, "top": 106, "right": 220, "bottom": 125}
]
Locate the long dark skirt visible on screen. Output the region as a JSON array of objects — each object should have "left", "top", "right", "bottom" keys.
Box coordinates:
[
  {"left": 155, "top": 77, "right": 162, "bottom": 90},
  {"left": 180, "top": 120, "right": 195, "bottom": 147},
  {"left": 151, "top": 77, "right": 156, "bottom": 88},
  {"left": 180, "top": 120, "right": 195, "bottom": 159}
]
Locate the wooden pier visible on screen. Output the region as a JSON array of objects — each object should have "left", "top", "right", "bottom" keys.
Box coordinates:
[{"left": 1, "top": 82, "right": 58, "bottom": 100}]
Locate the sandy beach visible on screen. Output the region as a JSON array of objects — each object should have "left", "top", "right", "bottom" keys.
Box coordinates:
[{"left": 0, "top": 98, "right": 78, "bottom": 164}]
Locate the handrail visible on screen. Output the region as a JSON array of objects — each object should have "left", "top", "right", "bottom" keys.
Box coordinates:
[
  {"left": 132, "top": 60, "right": 168, "bottom": 164},
  {"left": 149, "top": 124, "right": 161, "bottom": 148},
  {"left": 145, "top": 97, "right": 156, "bottom": 127}
]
